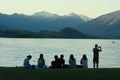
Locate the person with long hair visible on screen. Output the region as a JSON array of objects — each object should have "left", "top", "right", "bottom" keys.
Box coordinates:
[
  {"left": 80, "top": 54, "right": 88, "bottom": 68},
  {"left": 37, "top": 54, "right": 47, "bottom": 69},
  {"left": 69, "top": 54, "right": 76, "bottom": 68}
]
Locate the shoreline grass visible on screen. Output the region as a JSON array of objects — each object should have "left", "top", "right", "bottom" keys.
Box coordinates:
[{"left": 0, "top": 68, "right": 120, "bottom": 80}]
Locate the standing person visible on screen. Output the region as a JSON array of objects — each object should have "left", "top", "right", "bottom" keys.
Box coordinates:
[
  {"left": 93, "top": 44, "right": 102, "bottom": 68},
  {"left": 37, "top": 54, "right": 47, "bottom": 69},
  {"left": 80, "top": 54, "right": 88, "bottom": 68},
  {"left": 69, "top": 54, "right": 76, "bottom": 68},
  {"left": 23, "top": 55, "right": 32, "bottom": 69}
]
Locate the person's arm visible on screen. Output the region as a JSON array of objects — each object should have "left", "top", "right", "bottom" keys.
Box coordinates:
[
  {"left": 43, "top": 59, "right": 45, "bottom": 65},
  {"left": 26, "top": 59, "right": 31, "bottom": 67},
  {"left": 74, "top": 59, "right": 76, "bottom": 65},
  {"left": 80, "top": 59, "right": 83, "bottom": 64},
  {"left": 63, "top": 59, "right": 65, "bottom": 66},
  {"left": 99, "top": 46, "right": 102, "bottom": 52},
  {"left": 69, "top": 59, "right": 70, "bottom": 65}
]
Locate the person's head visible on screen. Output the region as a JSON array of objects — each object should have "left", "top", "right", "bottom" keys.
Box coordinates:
[
  {"left": 60, "top": 54, "right": 64, "bottom": 59},
  {"left": 70, "top": 54, "right": 74, "bottom": 60},
  {"left": 95, "top": 44, "right": 98, "bottom": 48},
  {"left": 40, "top": 54, "right": 43, "bottom": 59},
  {"left": 82, "top": 54, "right": 87, "bottom": 60},
  {"left": 54, "top": 55, "right": 58, "bottom": 60},
  {"left": 27, "top": 55, "right": 32, "bottom": 60}
]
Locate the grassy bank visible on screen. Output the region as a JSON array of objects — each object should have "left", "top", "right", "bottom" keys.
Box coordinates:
[{"left": 0, "top": 68, "right": 120, "bottom": 80}]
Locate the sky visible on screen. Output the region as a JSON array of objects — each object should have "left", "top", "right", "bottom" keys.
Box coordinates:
[{"left": 0, "top": 0, "right": 120, "bottom": 18}]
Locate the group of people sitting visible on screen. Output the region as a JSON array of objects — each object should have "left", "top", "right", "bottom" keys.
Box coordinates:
[
  {"left": 23, "top": 53, "right": 88, "bottom": 69},
  {"left": 23, "top": 54, "right": 47, "bottom": 69}
]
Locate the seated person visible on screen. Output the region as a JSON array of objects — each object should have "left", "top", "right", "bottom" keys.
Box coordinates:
[
  {"left": 37, "top": 54, "right": 47, "bottom": 69},
  {"left": 51, "top": 55, "right": 61, "bottom": 68},
  {"left": 23, "top": 55, "right": 32, "bottom": 69},
  {"left": 59, "top": 54, "right": 65, "bottom": 68},
  {"left": 69, "top": 54, "right": 77, "bottom": 68},
  {"left": 80, "top": 54, "right": 88, "bottom": 68}
]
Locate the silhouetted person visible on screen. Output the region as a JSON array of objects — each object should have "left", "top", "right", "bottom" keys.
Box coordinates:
[
  {"left": 80, "top": 54, "right": 88, "bottom": 68},
  {"left": 51, "top": 55, "right": 61, "bottom": 68},
  {"left": 59, "top": 54, "right": 65, "bottom": 68},
  {"left": 93, "top": 44, "right": 102, "bottom": 68},
  {"left": 37, "top": 54, "right": 47, "bottom": 69},
  {"left": 69, "top": 54, "right": 76, "bottom": 68},
  {"left": 23, "top": 55, "right": 32, "bottom": 69}
]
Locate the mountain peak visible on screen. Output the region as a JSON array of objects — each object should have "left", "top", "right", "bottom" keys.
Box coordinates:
[
  {"left": 11, "top": 13, "right": 27, "bottom": 17},
  {"left": 33, "top": 11, "right": 59, "bottom": 18},
  {"left": 67, "top": 12, "right": 92, "bottom": 22},
  {"left": 34, "top": 11, "right": 52, "bottom": 16},
  {"left": 69, "top": 12, "right": 79, "bottom": 16}
]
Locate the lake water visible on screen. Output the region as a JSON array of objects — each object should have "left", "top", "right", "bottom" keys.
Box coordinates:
[{"left": 0, "top": 38, "right": 120, "bottom": 68}]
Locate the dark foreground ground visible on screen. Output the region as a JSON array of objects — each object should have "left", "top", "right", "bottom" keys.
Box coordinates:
[{"left": 0, "top": 67, "right": 120, "bottom": 80}]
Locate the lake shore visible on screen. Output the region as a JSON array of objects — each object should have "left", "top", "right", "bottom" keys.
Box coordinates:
[{"left": 0, "top": 67, "right": 120, "bottom": 80}]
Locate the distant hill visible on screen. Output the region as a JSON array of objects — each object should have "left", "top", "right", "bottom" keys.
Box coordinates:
[
  {"left": 0, "top": 27, "right": 93, "bottom": 38},
  {"left": 76, "top": 10, "right": 120, "bottom": 39},
  {"left": 0, "top": 11, "right": 91, "bottom": 32}
]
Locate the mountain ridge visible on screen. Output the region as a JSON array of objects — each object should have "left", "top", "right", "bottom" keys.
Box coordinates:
[
  {"left": 0, "top": 10, "right": 120, "bottom": 38},
  {"left": 76, "top": 10, "right": 120, "bottom": 38},
  {"left": 0, "top": 11, "right": 91, "bottom": 32}
]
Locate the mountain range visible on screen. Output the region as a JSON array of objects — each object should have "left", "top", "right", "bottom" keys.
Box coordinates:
[
  {"left": 0, "top": 10, "right": 120, "bottom": 39},
  {"left": 0, "top": 11, "right": 91, "bottom": 32}
]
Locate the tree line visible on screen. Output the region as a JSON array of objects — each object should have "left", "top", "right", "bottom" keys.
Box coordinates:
[{"left": 0, "top": 27, "right": 94, "bottom": 38}]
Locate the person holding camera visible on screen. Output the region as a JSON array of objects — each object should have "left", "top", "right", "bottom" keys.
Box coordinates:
[{"left": 93, "top": 44, "right": 102, "bottom": 68}]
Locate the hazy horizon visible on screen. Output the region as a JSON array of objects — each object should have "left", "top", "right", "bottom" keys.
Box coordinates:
[
  {"left": 0, "top": 10, "right": 120, "bottom": 19},
  {"left": 0, "top": 0, "right": 120, "bottom": 18}
]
